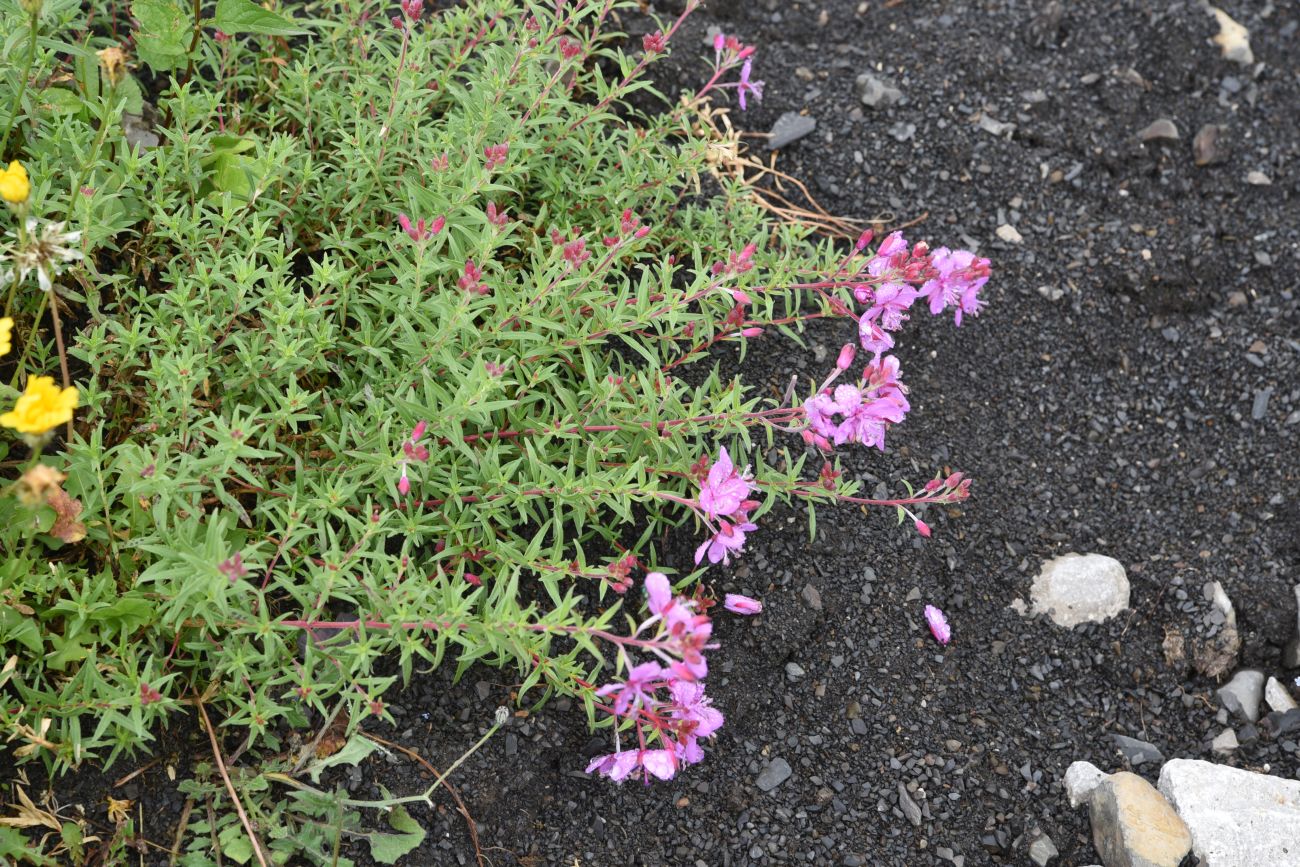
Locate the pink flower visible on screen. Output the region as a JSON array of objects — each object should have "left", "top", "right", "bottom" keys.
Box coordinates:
[
  {"left": 864, "top": 282, "right": 919, "bottom": 331},
  {"left": 697, "top": 447, "right": 753, "bottom": 519},
  {"left": 857, "top": 318, "right": 895, "bottom": 358},
  {"left": 486, "top": 201, "right": 508, "bottom": 228},
  {"left": 875, "top": 230, "right": 909, "bottom": 258},
  {"left": 914, "top": 518, "right": 931, "bottom": 538},
  {"left": 724, "top": 594, "right": 762, "bottom": 615},
  {"left": 694, "top": 517, "right": 757, "bottom": 565},
  {"left": 643, "top": 31, "right": 667, "bottom": 54},
  {"left": 737, "top": 58, "right": 764, "bottom": 110},
  {"left": 397, "top": 213, "right": 444, "bottom": 243},
  {"left": 397, "top": 465, "right": 411, "bottom": 496},
  {"left": 924, "top": 604, "right": 951, "bottom": 645},
  {"left": 596, "top": 660, "right": 665, "bottom": 717}
]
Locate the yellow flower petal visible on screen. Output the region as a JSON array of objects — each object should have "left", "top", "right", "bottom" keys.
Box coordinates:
[
  {"left": 0, "top": 317, "right": 11, "bottom": 357},
  {"left": 0, "top": 161, "right": 30, "bottom": 205},
  {"left": 0, "top": 376, "right": 78, "bottom": 435}
]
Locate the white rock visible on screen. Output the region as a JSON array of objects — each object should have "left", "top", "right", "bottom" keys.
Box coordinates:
[
  {"left": 996, "top": 224, "right": 1024, "bottom": 244},
  {"left": 1158, "top": 759, "right": 1300, "bottom": 866},
  {"left": 1265, "top": 676, "right": 1299, "bottom": 713},
  {"left": 1029, "top": 553, "right": 1130, "bottom": 627},
  {"left": 1210, "top": 728, "right": 1238, "bottom": 755},
  {"left": 1064, "top": 760, "right": 1107, "bottom": 808},
  {"left": 1207, "top": 6, "right": 1253, "bottom": 66},
  {"left": 1246, "top": 171, "right": 1272, "bottom": 186}
]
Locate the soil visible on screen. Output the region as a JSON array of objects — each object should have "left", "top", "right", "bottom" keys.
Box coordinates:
[{"left": 8, "top": 0, "right": 1300, "bottom": 864}]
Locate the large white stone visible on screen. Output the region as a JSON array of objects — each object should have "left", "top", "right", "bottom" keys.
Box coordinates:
[
  {"left": 1064, "top": 760, "right": 1106, "bottom": 808},
  {"left": 1029, "top": 553, "right": 1130, "bottom": 627},
  {"left": 1158, "top": 759, "right": 1300, "bottom": 866}
]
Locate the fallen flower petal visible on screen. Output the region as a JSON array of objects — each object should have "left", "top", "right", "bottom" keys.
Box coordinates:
[
  {"left": 924, "top": 604, "right": 951, "bottom": 645},
  {"left": 724, "top": 594, "right": 762, "bottom": 615}
]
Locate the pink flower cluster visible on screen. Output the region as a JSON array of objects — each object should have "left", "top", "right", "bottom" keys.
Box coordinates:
[
  {"left": 804, "top": 355, "right": 909, "bottom": 451},
  {"left": 854, "top": 231, "right": 990, "bottom": 355},
  {"left": 396, "top": 420, "right": 429, "bottom": 496},
  {"left": 587, "top": 574, "right": 760, "bottom": 783},
  {"left": 693, "top": 447, "right": 760, "bottom": 565}
]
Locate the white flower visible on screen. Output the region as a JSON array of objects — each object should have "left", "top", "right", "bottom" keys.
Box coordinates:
[{"left": 2, "top": 219, "right": 83, "bottom": 292}]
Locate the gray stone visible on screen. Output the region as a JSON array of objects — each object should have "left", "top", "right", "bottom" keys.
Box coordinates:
[
  {"left": 1265, "top": 677, "right": 1298, "bottom": 714},
  {"left": 1028, "top": 832, "right": 1058, "bottom": 866},
  {"left": 1159, "top": 759, "right": 1300, "bottom": 865},
  {"left": 1210, "top": 728, "right": 1238, "bottom": 755},
  {"left": 1285, "top": 637, "right": 1300, "bottom": 669},
  {"left": 1089, "top": 772, "right": 1192, "bottom": 867},
  {"left": 897, "top": 782, "right": 922, "bottom": 827},
  {"left": 785, "top": 662, "right": 806, "bottom": 681},
  {"left": 1217, "top": 669, "right": 1265, "bottom": 722},
  {"left": 1064, "top": 760, "right": 1106, "bottom": 808},
  {"left": 1112, "top": 734, "right": 1163, "bottom": 768},
  {"left": 800, "top": 583, "right": 823, "bottom": 610},
  {"left": 1029, "top": 553, "right": 1130, "bottom": 627},
  {"left": 1138, "top": 119, "right": 1180, "bottom": 143},
  {"left": 1192, "top": 581, "right": 1240, "bottom": 678},
  {"left": 1192, "top": 124, "right": 1230, "bottom": 166},
  {"left": 767, "top": 112, "right": 817, "bottom": 150},
  {"left": 855, "top": 73, "right": 902, "bottom": 109},
  {"left": 756, "top": 757, "right": 792, "bottom": 792}
]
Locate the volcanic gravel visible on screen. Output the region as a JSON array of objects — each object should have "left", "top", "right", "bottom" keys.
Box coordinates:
[{"left": 15, "top": 0, "right": 1300, "bottom": 864}]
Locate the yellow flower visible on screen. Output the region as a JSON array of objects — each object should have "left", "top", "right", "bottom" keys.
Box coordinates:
[
  {"left": 0, "top": 161, "right": 30, "bottom": 205},
  {"left": 1, "top": 376, "right": 78, "bottom": 434},
  {"left": 0, "top": 317, "right": 11, "bottom": 357}
]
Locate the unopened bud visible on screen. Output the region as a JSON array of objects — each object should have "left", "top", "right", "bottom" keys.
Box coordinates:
[
  {"left": 836, "top": 343, "right": 856, "bottom": 371},
  {"left": 855, "top": 229, "right": 873, "bottom": 251},
  {"left": 914, "top": 518, "right": 931, "bottom": 538},
  {"left": 740, "top": 327, "right": 763, "bottom": 337}
]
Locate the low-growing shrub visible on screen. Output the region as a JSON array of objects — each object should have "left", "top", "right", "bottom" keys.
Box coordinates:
[{"left": 0, "top": 0, "right": 987, "bottom": 855}]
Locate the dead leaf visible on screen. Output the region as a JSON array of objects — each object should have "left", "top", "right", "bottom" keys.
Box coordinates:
[
  {"left": 314, "top": 706, "right": 351, "bottom": 759},
  {"left": 0, "top": 787, "right": 60, "bottom": 831},
  {"left": 16, "top": 465, "right": 64, "bottom": 503},
  {"left": 45, "top": 484, "right": 86, "bottom": 544},
  {"left": 16, "top": 465, "right": 87, "bottom": 543}
]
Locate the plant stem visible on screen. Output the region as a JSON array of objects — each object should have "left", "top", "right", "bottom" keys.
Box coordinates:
[
  {"left": 45, "top": 289, "right": 72, "bottom": 442},
  {"left": 8, "top": 291, "right": 47, "bottom": 390},
  {"left": 0, "top": 9, "right": 40, "bottom": 158}
]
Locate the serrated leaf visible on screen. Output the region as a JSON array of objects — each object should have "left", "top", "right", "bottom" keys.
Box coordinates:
[
  {"left": 212, "top": 0, "right": 307, "bottom": 36},
  {"left": 303, "top": 734, "right": 377, "bottom": 784},
  {"left": 131, "top": 0, "right": 192, "bottom": 72}
]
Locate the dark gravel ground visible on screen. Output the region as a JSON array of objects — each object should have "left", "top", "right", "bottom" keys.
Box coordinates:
[{"left": 10, "top": 0, "right": 1299, "bottom": 864}]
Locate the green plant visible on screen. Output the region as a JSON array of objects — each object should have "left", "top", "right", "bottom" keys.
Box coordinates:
[{"left": 0, "top": 0, "right": 985, "bottom": 857}]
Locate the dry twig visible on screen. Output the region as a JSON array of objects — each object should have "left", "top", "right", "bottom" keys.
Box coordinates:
[{"left": 195, "top": 699, "right": 269, "bottom": 867}]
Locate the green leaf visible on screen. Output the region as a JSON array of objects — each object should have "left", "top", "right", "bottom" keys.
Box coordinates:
[
  {"left": 303, "top": 734, "right": 377, "bottom": 784},
  {"left": 131, "top": 0, "right": 192, "bottom": 72},
  {"left": 367, "top": 806, "right": 425, "bottom": 864},
  {"left": 212, "top": 0, "right": 307, "bottom": 36},
  {"left": 39, "top": 87, "right": 85, "bottom": 116}
]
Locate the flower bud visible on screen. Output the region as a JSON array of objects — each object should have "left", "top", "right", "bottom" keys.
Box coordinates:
[
  {"left": 835, "top": 343, "right": 856, "bottom": 371},
  {"left": 914, "top": 518, "right": 931, "bottom": 538},
  {"left": 854, "top": 229, "right": 874, "bottom": 251},
  {"left": 397, "top": 467, "right": 411, "bottom": 496},
  {"left": 740, "top": 327, "right": 763, "bottom": 337}
]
